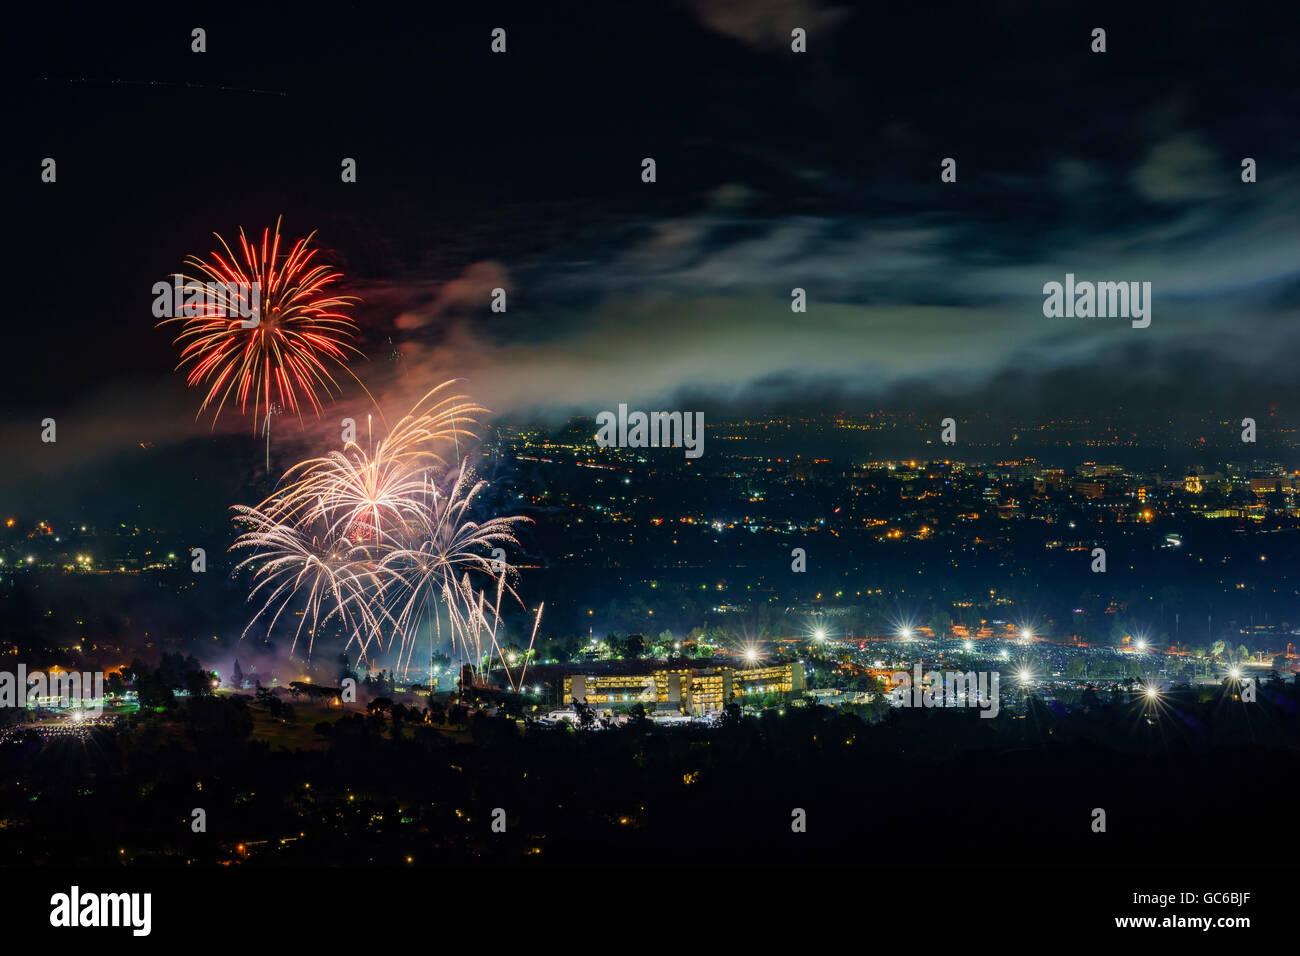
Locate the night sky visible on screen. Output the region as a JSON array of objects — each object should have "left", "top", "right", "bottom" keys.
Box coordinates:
[{"left": 7, "top": 0, "right": 1300, "bottom": 520}]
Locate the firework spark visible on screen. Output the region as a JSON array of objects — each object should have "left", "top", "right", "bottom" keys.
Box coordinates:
[
  {"left": 229, "top": 507, "right": 387, "bottom": 659},
  {"left": 230, "top": 384, "right": 539, "bottom": 686},
  {"left": 160, "top": 217, "right": 363, "bottom": 427},
  {"left": 379, "top": 463, "right": 531, "bottom": 673},
  {"left": 265, "top": 383, "right": 485, "bottom": 541}
]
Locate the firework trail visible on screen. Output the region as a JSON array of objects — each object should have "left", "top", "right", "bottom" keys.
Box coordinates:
[
  {"left": 230, "top": 384, "right": 539, "bottom": 687},
  {"left": 228, "top": 507, "right": 387, "bottom": 659},
  {"left": 380, "top": 463, "right": 530, "bottom": 673},
  {"left": 450, "top": 574, "right": 543, "bottom": 692},
  {"left": 159, "top": 216, "right": 364, "bottom": 428},
  {"left": 265, "top": 383, "right": 485, "bottom": 541}
]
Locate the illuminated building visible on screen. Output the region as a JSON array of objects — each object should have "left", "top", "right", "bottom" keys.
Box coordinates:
[
  {"left": 1073, "top": 480, "right": 1106, "bottom": 500},
  {"left": 563, "top": 662, "right": 805, "bottom": 715},
  {"left": 562, "top": 673, "right": 657, "bottom": 708},
  {"left": 733, "top": 663, "right": 802, "bottom": 697}
]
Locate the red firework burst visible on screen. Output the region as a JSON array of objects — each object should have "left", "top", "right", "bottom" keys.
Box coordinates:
[{"left": 160, "top": 217, "right": 363, "bottom": 426}]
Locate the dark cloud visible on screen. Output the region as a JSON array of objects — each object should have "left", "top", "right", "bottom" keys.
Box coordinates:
[
  {"left": 8, "top": 0, "right": 1300, "bottom": 505},
  {"left": 687, "top": 0, "right": 849, "bottom": 49}
]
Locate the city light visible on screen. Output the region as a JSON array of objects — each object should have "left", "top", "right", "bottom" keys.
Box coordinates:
[
  {"left": 12, "top": 15, "right": 1297, "bottom": 886},
  {"left": 1139, "top": 683, "right": 1166, "bottom": 717}
]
